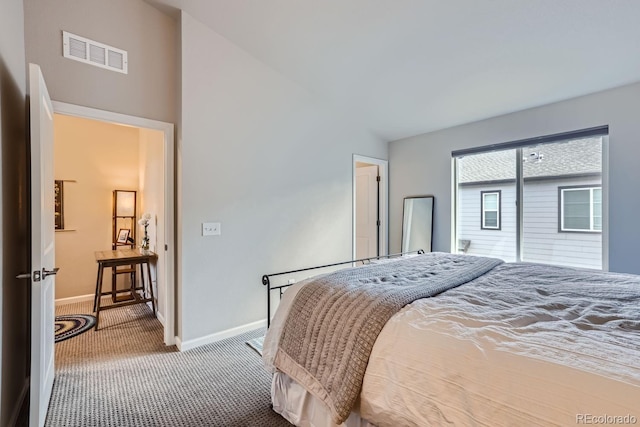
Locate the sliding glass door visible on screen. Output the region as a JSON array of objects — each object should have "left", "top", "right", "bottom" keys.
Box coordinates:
[
  {"left": 521, "top": 138, "right": 602, "bottom": 269},
  {"left": 454, "top": 133, "right": 605, "bottom": 269},
  {"left": 455, "top": 149, "right": 517, "bottom": 262}
]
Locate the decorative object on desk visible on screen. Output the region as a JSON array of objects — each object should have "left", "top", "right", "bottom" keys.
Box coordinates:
[
  {"left": 54, "top": 180, "right": 64, "bottom": 230},
  {"left": 116, "top": 228, "right": 130, "bottom": 244},
  {"left": 55, "top": 314, "right": 96, "bottom": 343},
  {"left": 138, "top": 212, "right": 152, "bottom": 251}
]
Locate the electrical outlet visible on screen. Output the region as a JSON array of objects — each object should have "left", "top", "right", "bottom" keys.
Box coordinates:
[
  {"left": 202, "top": 222, "right": 221, "bottom": 236},
  {"left": 287, "top": 278, "right": 296, "bottom": 285}
]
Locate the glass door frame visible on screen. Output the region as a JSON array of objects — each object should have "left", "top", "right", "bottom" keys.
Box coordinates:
[{"left": 451, "top": 127, "right": 609, "bottom": 270}]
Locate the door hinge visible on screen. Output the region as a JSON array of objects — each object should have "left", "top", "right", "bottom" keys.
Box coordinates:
[
  {"left": 376, "top": 175, "right": 381, "bottom": 182},
  {"left": 376, "top": 220, "right": 381, "bottom": 227},
  {"left": 165, "top": 244, "right": 168, "bottom": 251}
]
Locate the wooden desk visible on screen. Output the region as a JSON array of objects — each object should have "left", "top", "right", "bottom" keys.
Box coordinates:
[{"left": 94, "top": 249, "right": 157, "bottom": 330}]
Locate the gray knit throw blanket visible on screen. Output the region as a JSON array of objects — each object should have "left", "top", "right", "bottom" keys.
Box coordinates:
[{"left": 273, "top": 252, "right": 503, "bottom": 423}]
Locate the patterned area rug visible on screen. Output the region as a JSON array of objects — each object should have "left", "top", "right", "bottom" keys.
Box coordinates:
[
  {"left": 55, "top": 314, "right": 96, "bottom": 343},
  {"left": 246, "top": 335, "right": 265, "bottom": 356}
]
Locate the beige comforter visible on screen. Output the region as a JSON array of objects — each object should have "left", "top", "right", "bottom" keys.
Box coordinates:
[
  {"left": 271, "top": 253, "right": 502, "bottom": 423},
  {"left": 265, "top": 261, "right": 640, "bottom": 426}
]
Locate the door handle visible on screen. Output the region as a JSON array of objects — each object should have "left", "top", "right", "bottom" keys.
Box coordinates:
[
  {"left": 16, "top": 270, "right": 42, "bottom": 281},
  {"left": 42, "top": 267, "right": 60, "bottom": 278}
]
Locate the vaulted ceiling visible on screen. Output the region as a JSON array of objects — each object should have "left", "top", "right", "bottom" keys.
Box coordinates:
[{"left": 151, "top": 0, "right": 640, "bottom": 141}]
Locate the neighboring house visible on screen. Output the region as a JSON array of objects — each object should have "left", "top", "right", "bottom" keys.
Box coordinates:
[{"left": 457, "top": 138, "right": 602, "bottom": 269}]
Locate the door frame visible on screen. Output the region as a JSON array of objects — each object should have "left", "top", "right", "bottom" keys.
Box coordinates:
[
  {"left": 353, "top": 154, "right": 388, "bottom": 260},
  {"left": 51, "top": 101, "right": 176, "bottom": 346}
]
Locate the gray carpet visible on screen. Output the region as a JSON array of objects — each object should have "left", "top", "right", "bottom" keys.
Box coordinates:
[{"left": 47, "top": 301, "right": 292, "bottom": 426}]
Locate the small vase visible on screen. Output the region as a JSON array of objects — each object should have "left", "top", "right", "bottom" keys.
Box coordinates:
[{"left": 140, "top": 226, "right": 150, "bottom": 252}]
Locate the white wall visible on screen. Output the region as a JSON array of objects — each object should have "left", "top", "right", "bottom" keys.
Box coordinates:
[
  {"left": 179, "top": 12, "right": 387, "bottom": 342},
  {"left": 138, "top": 127, "right": 165, "bottom": 320},
  {"left": 23, "top": 0, "right": 177, "bottom": 124},
  {"left": 54, "top": 114, "right": 140, "bottom": 299},
  {"left": 390, "top": 82, "right": 640, "bottom": 274}
]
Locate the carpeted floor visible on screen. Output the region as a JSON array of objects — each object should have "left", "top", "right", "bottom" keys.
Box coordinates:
[{"left": 47, "top": 301, "right": 292, "bottom": 426}]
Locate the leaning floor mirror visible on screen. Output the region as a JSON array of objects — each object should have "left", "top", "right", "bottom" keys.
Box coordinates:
[{"left": 401, "top": 196, "right": 434, "bottom": 253}]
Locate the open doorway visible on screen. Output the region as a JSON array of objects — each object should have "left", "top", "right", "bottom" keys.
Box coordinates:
[
  {"left": 353, "top": 155, "right": 388, "bottom": 261},
  {"left": 51, "top": 102, "right": 175, "bottom": 346}
]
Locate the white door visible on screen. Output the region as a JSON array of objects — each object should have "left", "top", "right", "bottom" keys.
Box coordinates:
[
  {"left": 29, "top": 63, "right": 56, "bottom": 427},
  {"left": 355, "top": 165, "right": 379, "bottom": 260}
]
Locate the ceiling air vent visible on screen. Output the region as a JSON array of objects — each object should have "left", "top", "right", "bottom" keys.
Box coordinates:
[{"left": 62, "top": 31, "right": 128, "bottom": 74}]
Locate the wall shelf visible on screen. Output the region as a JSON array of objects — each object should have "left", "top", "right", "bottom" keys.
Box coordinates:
[{"left": 112, "top": 190, "right": 137, "bottom": 302}]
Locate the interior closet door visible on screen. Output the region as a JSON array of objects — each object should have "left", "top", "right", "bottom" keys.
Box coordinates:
[{"left": 355, "top": 165, "right": 379, "bottom": 260}]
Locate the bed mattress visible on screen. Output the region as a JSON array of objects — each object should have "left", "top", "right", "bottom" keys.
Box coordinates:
[{"left": 264, "top": 261, "right": 640, "bottom": 426}]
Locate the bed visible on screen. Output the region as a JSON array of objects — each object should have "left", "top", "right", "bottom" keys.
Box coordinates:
[{"left": 262, "top": 252, "right": 640, "bottom": 427}]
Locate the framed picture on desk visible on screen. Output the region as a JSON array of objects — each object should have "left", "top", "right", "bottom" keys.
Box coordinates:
[{"left": 116, "top": 229, "right": 130, "bottom": 244}]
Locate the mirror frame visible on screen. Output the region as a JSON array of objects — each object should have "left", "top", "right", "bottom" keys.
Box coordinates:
[{"left": 401, "top": 195, "right": 434, "bottom": 253}]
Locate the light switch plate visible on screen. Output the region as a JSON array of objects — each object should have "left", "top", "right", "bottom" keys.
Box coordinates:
[{"left": 202, "top": 222, "right": 221, "bottom": 236}]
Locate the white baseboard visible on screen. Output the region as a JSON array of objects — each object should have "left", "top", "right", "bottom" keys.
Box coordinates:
[
  {"left": 55, "top": 293, "right": 97, "bottom": 306},
  {"left": 176, "top": 319, "right": 266, "bottom": 352},
  {"left": 156, "top": 310, "right": 165, "bottom": 326}
]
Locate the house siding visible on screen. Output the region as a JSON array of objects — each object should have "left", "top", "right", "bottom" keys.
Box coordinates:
[
  {"left": 458, "top": 177, "right": 601, "bottom": 269},
  {"left": 458, "top": 184, "right": 517, "bottom": 262},
  {"left": 522, "top": 177, "right": 601, "bottom": 269}
]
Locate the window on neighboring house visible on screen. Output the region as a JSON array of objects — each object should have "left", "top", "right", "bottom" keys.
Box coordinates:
[
  {"left": 559, "top": 186, "right": 602, "bottom": 232},
  {"left": 481, "top": 190, "right": 501, "bottom": 230}
]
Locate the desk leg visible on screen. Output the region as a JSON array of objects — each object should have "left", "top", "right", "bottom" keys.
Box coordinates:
[
  {"left": 111, "top": 266, "right": 117, "bottom": 303},
  {"left": 146, "top": 261, "right": 157, "bottom": 317},
  {"left": 93, "top": 269, "right": 98, "bottom": 312},
  {"left": 95, "top": 265, "right": 104, "bottom": 330},
  {"left": 93, "top": 264, "right": 102, "bottom": 312}
]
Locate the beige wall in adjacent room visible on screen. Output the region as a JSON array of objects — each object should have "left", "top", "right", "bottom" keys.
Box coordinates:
[
  {"left": 23, "top": 0, "right": 177, "bottom": 124},
  {"left": 54, "top": 114, "right": 140, "bottom": 300}
]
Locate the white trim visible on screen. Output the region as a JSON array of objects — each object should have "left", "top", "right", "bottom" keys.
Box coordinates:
[
  {"left": 450, "top": 157, "right": 457, "bottom": 253},
  {"left": 481, "top": 191, "right": 500, "bottom": 229},
  {"left": 352, "top": 155, "right": 389, "bottom": 261},
  {"left": 175, "top": 319, "right": 267, "bottom": 352},
  {"left": 559, "top": 186, "right": 602, "bottom": 232},
  {"left": 156, "top": 310, "right": 166, "bottom": 327},
  {"left": 51, "top": 101, "right": 176, "bottom": 346},
  {"left": 601, "top": 136, "right": 610, "bottom": 272},
  {"left": 55, "top": 293, "right": 94, "bottom": 306}
]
